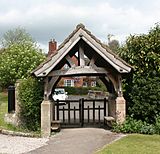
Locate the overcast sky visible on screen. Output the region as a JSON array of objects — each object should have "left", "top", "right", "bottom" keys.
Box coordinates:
[{"left": 0, "top": 0, "right": 160, "bottom": 52}]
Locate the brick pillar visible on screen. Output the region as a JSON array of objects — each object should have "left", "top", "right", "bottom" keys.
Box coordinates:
[
  {"left": 115, "top": 96, "right": 126, "bottom": 123},
  {"left": 41, "top": 100, "right": 53, "bottom": 138}
]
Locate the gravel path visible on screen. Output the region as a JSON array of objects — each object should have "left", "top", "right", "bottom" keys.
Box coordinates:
[
  {"left": 0, "top": 134, "right": 48, "bottom": 154},
  {"left": 29, "top": 128, "right": 125, "bottom": 154},
  {"left": 0, "top": 128, "right": 124, "bottom": 154}
]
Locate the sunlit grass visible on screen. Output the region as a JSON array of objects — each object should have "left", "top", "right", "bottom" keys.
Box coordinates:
[
  {"left": 96, "top": 134, "right": 160, "bottom": 154},
  {"left": 0, "top": 92, "right": 8, "bottom": 127}
]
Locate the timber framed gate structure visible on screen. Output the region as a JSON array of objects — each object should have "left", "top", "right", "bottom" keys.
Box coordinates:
[
  {"left": 54, "top": 98, "right": 107, "bottom": 127},
  {"left": 32, "top": 23, "right": 132, "bottom": 137}
]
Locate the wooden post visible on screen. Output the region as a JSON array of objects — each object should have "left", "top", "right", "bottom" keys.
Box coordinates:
[
  {"left": 87, "top": 106, "right": 90, "bottom": 123},
  {"left": 44, "top": 77, "right": 49, "bottom": 101},
  {"left": 74, "top": 106, "right": 76, "bottom": 123},
  {"left": 81, "top": 98, "right": 84, "bottom": 127},
  {"left": 56, "top": 100, "right": 59, "bottom": 120},
  {"left": 78, "top": 44, "right": 85, "bottom": 66},
  {"left": 117, "top": 75, "right": 123, "bottom": 97},
  {"left": 63, "top": 106, "right": 65, "bottom": 123},
  {"left": 98, "top": 105, "right": 100, "bottom": 124},
  {"left": 79, "top": 99, "right": 82, "bottom": 126},
  {"left": 68, "top": 102, "right": 70, "bottom": 124},
  {"left": 104, "top": 98, "right": 106, "bottom": 117},
  {"left": 93, "top": 100, "right": 95, "bottom": 124}
]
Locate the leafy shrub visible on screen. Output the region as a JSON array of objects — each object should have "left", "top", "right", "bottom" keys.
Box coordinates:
[
  {"left": 113, "top": 116, "right": 155, "bottom": 134},
  {"left": 154, "top": 116, "right": 160, "bottom": 134},
  {"left": 18, "top": 77, "right": 44, "bottom": 131},
  {"left": 129, "top": 77, "right": 160, "bottom": 123},
  {"left": 118, "top": 24, "right": 160, "bottom": 123},
  {"left": 113, "top": 116, "right": 143, "bottom": 133},
  {"left": 140, "top": 122, "right": 155, "bottom": 134}
]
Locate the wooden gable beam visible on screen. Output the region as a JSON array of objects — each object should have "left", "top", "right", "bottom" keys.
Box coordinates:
[
  {"left": 44, "top": 76, "right": 60, "bottom": 100},
  {"left": 48, "top": 66, "right": 108, "bottom": 77},
  {"left": 99, "top": 76, "right": 115, "bottom": 93},
  {"left": 47, "top": 76, "right": 59, "bottom": 96},
  {"left": 65, "top": 55, "right": 76, "bottom": 68},
  {"left": 78, "top": 44, "right": 85, "bottom": 66},
  {"left": 89, "top": 56, "right": 97, "bottom": 66}
]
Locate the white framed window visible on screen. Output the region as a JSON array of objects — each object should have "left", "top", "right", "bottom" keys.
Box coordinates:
[
  {"left": 91, "top": 81, "right": 96, "bottom": 87},
  {"left": 64, "top": 79, "right": 74, "bottom": 87}
]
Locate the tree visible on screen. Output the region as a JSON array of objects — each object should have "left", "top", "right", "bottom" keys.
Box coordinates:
[
  {"left": 0, "top": 28, "right": 45, "bottom": 88},
  {"left": 108, "top": 39, "right": 120, "bottom": 53},
  {"left": 1, "top": 27, "right": 34, "bottom": 47},
  {"left": 107, "top": 34, "right": 120, "bottom": 53},
  {"left": 118, "top": 23, "right": 160, "bottom": 123}
]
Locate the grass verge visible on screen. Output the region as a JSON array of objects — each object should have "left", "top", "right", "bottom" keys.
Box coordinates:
[
  {"left": 0, "top": 92, "right": 8, "bottom": 128},
  {"left": 96, "top": 134, "right": 160, "bottom": 154}
]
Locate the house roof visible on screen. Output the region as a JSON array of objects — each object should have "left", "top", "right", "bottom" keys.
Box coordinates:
[{"left": 33, "top": 23, "right": 132, "bottom": 77}]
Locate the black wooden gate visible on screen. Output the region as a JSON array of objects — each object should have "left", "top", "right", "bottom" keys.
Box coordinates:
[{"left": 54, "top": 98, "right": 107, "bottom": 127}]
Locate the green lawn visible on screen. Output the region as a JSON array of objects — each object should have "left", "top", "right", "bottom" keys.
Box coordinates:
[
  {"left": 96, "top": 134, "right": 160, "bottom": 154},
  {"left": 0, "top": 92, "right": 8, "bottom": 127}
]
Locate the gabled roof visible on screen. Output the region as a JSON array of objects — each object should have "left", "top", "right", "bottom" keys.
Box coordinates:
[{"left": 33, "top": 24, "right": 132, "bottom": 77}]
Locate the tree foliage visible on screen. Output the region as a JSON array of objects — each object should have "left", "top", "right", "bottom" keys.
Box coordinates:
[
  {"left": 108, "top": 39, "right": 120, "bottom": 53},
  {"left": 118, "top": 23, "right": 160, "bottom": 123},
  {"left": 1, "top": 27, "right": 34, "bottom": 47},
  {"left": 0, "top": 28, "right": 45, "bottom": 88}
]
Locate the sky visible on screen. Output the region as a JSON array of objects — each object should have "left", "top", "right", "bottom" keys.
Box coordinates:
[{"left": 0, "top": 0, "right": 160, "bottom": 52}]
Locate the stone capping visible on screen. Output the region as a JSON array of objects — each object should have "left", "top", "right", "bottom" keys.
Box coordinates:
[
  {"left": 104, "top": 116, "right": 115, "bottom": 121},
  {"left": 0, "top": 128, "right": 41, "bottom": 138}
]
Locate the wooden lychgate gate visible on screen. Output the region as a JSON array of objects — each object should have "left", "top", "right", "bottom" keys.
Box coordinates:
[{"left": 54, "top": 98, "right": 107, "bottom": 127}]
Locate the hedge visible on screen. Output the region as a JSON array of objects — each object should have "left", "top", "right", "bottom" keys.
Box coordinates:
[{"left": 18, "top": 77, "right": 44, "bottom": 131}]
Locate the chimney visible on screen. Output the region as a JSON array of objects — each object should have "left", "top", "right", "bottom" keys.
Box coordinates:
[{"left": 48, "top": 39, "right": 57, "bottom": 57}]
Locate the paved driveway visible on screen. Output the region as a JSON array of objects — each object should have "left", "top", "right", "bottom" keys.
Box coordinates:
[{"left": 28, "top": 128, "right": 124, "bottom": 154}]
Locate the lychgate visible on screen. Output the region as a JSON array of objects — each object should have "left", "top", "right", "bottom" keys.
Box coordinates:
[{"left": 32, "top": 24, "right": 132, "bottom": 137}]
